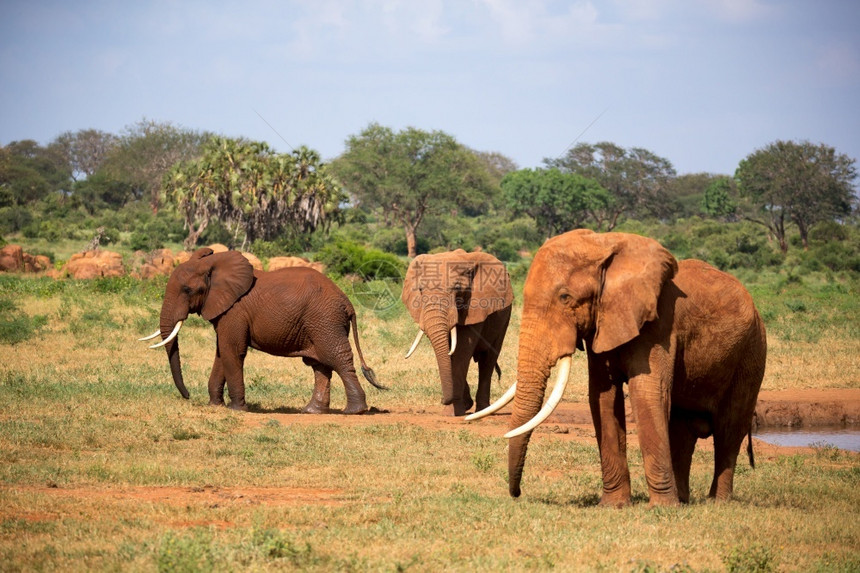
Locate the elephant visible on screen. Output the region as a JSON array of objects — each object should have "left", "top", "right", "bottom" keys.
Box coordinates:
[
  {"left": 138, "top": 247, "right": 384, "bottom": 414},
  {"left": 401, "top": 250, "right": 513, "bottom": 416},
  {"left": 469, "top": 230, "right": 766, "bottom": 506}
]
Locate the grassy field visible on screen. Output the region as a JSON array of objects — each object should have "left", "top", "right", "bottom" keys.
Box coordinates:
[{"left": 0, "top": 269, "right": 858, "bottom": 572}]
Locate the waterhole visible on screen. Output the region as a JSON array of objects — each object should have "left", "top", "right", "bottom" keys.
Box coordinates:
[{"left": 754, "top": 426, "right": 860, "bottom": 451}]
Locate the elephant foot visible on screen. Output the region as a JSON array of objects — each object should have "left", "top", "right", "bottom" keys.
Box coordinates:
[
  {"left": 208, "top": 399, "right": 225, "bottom": 407},
  {"left": 342, "top": 402, "right": 369, "bottom": 415},
  {"left": 227, "top": 401, "right": 248, "bottom": 412},
  {"left": 598, "top": 493, "right": 632, "bottom": 508},
  {"left": 302, "top": 402, "right": 331, "bottom": 414},
  {"left": 442, "top": 401, "right": 471, "bottom": 417},
  {"left": 648, "top": 495, "right": 681, "bottom": 508}
]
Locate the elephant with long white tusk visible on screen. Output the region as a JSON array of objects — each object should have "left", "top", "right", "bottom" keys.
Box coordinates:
[
  {"left": 401, "top": 250, "right": 513, "bottom": 416},
  {"left": 493, "top": 229, "right": 766, "bottom": 506}
]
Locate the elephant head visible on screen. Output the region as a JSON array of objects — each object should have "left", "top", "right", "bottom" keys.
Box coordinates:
[
  {"left": 401, "top": 250, "right": 513, "bottom": 405},
  {"left": 503, "top": 230, "right": 677, "bottom": 497},
  {"left": 138, "top": 248, "right": 255, "bottom": 399}
]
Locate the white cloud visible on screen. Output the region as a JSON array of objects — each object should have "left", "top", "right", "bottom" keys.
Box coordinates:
[{"left": 709, "top": 0, "right": 774, "bottom": 23}]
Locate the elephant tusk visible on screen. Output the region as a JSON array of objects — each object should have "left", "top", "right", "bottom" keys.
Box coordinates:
[
  {"left": 464, "top": 382, "right": 517, "bottom": 421},
  {"left": 504, "top": 356, "right": 571, "bottom": 439},
  {"left": 448, "top": 326, "right": 457, "bottom": 356},
  {"left": 138, "top": 329, "right": 162, "bottom": 342},
  {"left": 149, "top": 321, "right": 183, "bottom": 349},
  {"left": 404, "top": 329, "right": 424, "bottom": 359}
]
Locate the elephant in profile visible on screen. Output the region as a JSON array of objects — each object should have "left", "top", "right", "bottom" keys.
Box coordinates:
[
  {"left": 471, "top": 230, "right": 766, "bottom": 506},
  {"left": 139, "top": 247, "right": 384, "bottom": 414},
  {"left": 401, "top": 250, "right": 513, "bottom": 416}
]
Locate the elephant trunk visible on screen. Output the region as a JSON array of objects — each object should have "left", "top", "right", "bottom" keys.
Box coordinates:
[
  {"left": 424, "top": 304, "right": 456, "bottom": 405},
  {"left": 507, "top": 328, "right": 555, "bottom": 497},
  {"left": 160, "top": 304, "right": 190, "bottom": 400}
]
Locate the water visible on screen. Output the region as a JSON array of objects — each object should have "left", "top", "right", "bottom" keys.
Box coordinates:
[{"left": 754, "top": 426, "right": 860, "bottom": 451}]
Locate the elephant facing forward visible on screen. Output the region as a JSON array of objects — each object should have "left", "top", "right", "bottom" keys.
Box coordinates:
[
  {"left": 139, "top": 247, "right": 384, "bottom": 414},
  {"left": 472, "top": 230, "right": 766, "bottom": 506},
  {"left": 401, "top": 250, "right": 513, "bottom": 416}
]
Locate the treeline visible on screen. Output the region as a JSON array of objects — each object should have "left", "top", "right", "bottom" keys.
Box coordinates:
[{"left": 1, "top": 119, "right": 858, "bottom": 276}]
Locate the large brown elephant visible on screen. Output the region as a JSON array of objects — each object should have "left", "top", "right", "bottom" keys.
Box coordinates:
[
  {"left": 139, "top": 247, "right": 384, "bottom": 414},
  {"left": 471, "top": 230, "right": 766, "bottom": 506},
  {"left": 401, "top": 250, "right": 513, "bottom": 416}
]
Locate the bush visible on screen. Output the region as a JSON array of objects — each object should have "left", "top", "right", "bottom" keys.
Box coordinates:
[
  {"left": 315, "top": 240, "right": 405, "bottom": 280},
  {"left": 128, "top": 230, "right": 164, "bottom": 252},
  {"left": 0, "top": 298, "right": 47, "bottom": 345},
  {"left": 488, "top": 238, "right": 520, "bottom": 262}
]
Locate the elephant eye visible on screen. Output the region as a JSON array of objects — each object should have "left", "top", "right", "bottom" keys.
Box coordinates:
[{"left": 559, "top": 293, "right": 572, "bottom": 304}]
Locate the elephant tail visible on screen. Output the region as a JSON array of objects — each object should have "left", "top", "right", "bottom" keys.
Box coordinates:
[
  {"left": 351, "top": 313, "right": 387, "bottom": 390},
  {"left": 746, "top": 428, "right": 756, "bottom": 469},
  {"left": 494, "top": 363, "right": 502, "bottom": 381}
]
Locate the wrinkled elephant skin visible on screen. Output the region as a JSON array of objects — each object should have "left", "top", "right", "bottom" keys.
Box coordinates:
[
  {"left": 507, "top": 230, "right": 766, "bottom": 506},
  {"left": 402, "top": 250, "right": 513, "bottom": 416},
  {"left": 143, "top": 248, "right": 383, "bottom": 414}
]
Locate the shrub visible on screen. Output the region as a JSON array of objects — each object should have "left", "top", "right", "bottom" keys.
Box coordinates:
[
  {"left": 0, "top": 298, "right": 48, "bottom": 345},
  {"left": 488, "top": 238, "right": 520, "bottom": 262},
  {"left": 723, "top": 543, "right": 778, "bottom": 573},
  {"left": 128, "top": 230, "right": 163, "bottom": 252},
  {"left": 315, "top": 240, "right": 405, "bottom": 280}
]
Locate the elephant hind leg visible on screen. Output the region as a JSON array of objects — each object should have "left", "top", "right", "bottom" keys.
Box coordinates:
[
  {"left": 302, "top": 359, "right": 333, "bottom": 414},
  {"left": 709, "top": 433, "right": 740, "bottom": 501},
  {"left": 669, "top": 412, "right": 701, "bottom": 504},
  {"left": 330, "top": 352, "right": 369, "bottom": 415}
]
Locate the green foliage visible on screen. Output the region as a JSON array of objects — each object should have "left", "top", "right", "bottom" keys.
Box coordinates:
[
  {"left": 332, "top": 123, "right": 499, "bottom": 256},
  {"left": 702, "top": 176, "right": 738, "bottom": 219},
  {"left": 501, "top": 168, "right": 611, "bottom": 236},
  {"left": 163, "top": 137, "right": 343, "bottom": 249},
  {"left": 0, "top": 298, "right": 47, "bottom": 345},
  {"left": 723, "top": 543, "right": 778, "bottom": 573},
  {"left": 128, "top": 231, "right": 164, "bottom": 252},
  {"left": 735, "top": 140, "right": 857, "bottom": 252},
  {"left": 546, "top": 141, "right": 677, "bottom": 225},
  {"left": 315, "top": 239, "right": 406, "bottom": 280}
]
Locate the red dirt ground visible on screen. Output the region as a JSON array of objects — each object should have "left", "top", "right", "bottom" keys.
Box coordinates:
[{"left": 5, "top": 389, "right": 857, "bottom": 524}]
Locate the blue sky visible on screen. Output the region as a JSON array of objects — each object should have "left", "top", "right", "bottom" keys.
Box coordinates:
[{"left": 1, "top": 0, "right": 858, "bottom": 175}]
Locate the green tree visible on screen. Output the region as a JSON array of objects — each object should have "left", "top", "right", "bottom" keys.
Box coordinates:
[
  {"left": 546, "top": 142, "right": 677, "bottom": 227},
  {"left": 0, "top": 140, "right": 71, "bottom": 207},
  {"left": 163, "top": 137, "right": 343, "bottom": 250},
  {"left": 735, "top": 140, "right": 857, "bottom": 252},
  {"left": 72, "top": 171, "right": 135, "bottom": 213},
  {"left": 702, "top": 176, "right": 738, "bottom": 220},
  {"left": 51, "top": 129, "right": 117, "bottom": 180},
  {"left": 102, "top": 119, "right": 211, "bottom": 212},
  {"left": 332, "top": 123, "right": 496, "bottom": 257},
  {"left": 501, "top": 168, "right": 611, "bottom": 238}
]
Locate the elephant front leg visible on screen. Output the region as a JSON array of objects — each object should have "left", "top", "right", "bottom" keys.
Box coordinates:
[
  {"left": 302, "top": 359, "right": 332, "bottom": 414},
  {"left": 628, "top": 374, "right": 678, "bottom": 506},
  {"left": 220, "top": 347, "right": 248, "bottom": 412},
  {"left": 445, "top": 346, "right": 473, "bottom": 416},
  {"left": 589, "top": 374, "right": 632, "bottom": 507},
  {"left": 207, "top": 354, "right": 227, "bottom": 406},
  {"left": 474, "top": 350, "right": 496, "bottom": 412}
]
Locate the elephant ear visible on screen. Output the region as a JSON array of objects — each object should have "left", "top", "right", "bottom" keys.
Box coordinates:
[
  {"left": 463, "top": 253, "right": 513, "bottom": 325},
  {"left": 592, "top": 234, "right": 678, "bottom": 354},
  {"left": 200, "top": 251, "right": 255, "bottom": 321},
  {"left": 401, "top": 255, "right": 426, "bottom": 326},
  {"left": 190, "top": 247, "right": 214, "bottom": 261}
]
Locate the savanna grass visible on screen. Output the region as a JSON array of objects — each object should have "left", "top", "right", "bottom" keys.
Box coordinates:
[{"left": 0, "top": 272, "right": 857, "bottom": 571}]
